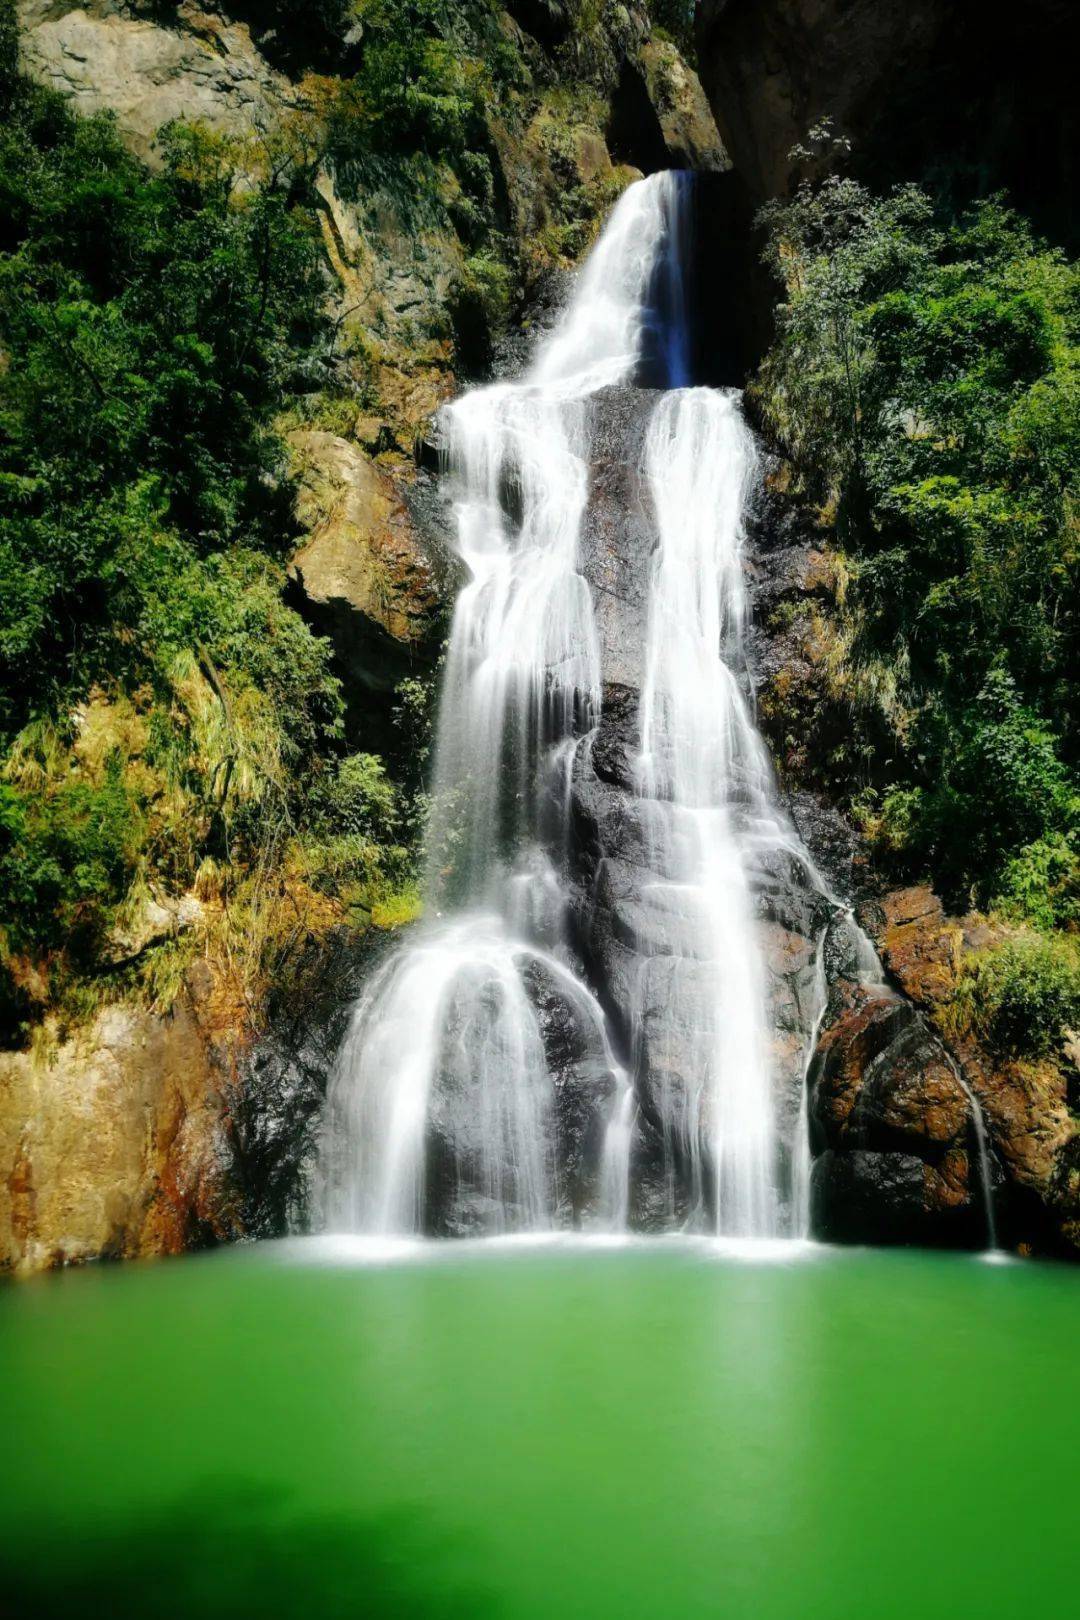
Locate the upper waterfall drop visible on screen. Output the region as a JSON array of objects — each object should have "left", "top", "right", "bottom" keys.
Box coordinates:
[{"left": 316, "top": 171, "right": 829, "bottom": 1242}]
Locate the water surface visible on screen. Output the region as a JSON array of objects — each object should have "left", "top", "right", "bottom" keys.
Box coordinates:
[{"left": 2, "top": 1239, "right": 1077, "bottom": 1617}]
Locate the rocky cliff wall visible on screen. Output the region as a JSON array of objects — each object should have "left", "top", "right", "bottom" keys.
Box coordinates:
[{"left": 696, "top": 0, "right": 1076, "bottom": 245}]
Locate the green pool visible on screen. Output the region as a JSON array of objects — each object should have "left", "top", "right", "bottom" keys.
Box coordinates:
[{"left": 2, "top": 1237, "right": 1078, "bottom": 1617}]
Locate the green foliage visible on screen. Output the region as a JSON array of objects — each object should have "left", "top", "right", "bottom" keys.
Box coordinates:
[
  {"left": 0, "top": 764, "right": 141, "bottom": 958},
  {"left": 0, "top": 20, "right": 371, "bottom": 1024},
  {"left": 758, "top": 174, "right": 1080, "bottom": 920},
  {"left": 0, "top": 76, "right": 329, "bottom": 738},
  {"left": 958, "top": 934, "right": 1080, "bottom": 1058},
  {"left": 311, "top": 752, "right": 398, "bottom": 842},
  {"left": 994, "top": 838, "right": 1080, "bottom": 933},
  {"left": 649, "top": 0, "right": 697, "bottom": 62},
  {"left": 322, "top": 1, "right": 521, "bottom": 186},
  {"left": 448, "top": 253, "right": 512, "bottom": 376}
]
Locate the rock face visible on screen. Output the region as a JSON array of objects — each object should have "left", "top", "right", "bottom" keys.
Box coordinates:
[
  {"left": 808, "top": 974, "right": 988, "bottom": 1248},
  {"left": 696, "top": 0, "right": 939, "bottom": 203},
  {"left": 285, "top": 430, "right": 451, "bottom": 707},
  {"left": 608, "top": 39, "right": 729, "bottom": 175},
  {"left": 0, "top": 986, "right": 239, "bottom": 1274},
  {"left": 695, "top": 0, "right": 1076, "bottom": 245},
  {"left": 18, "top": 2, "right": 291, "bottom": 166}
]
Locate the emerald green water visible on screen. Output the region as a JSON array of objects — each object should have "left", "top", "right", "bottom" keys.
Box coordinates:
[{"left": 2, "top": 1237, "right": 1078, "bottom": 1618}]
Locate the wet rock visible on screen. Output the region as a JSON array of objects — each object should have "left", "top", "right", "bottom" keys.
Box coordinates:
[
  {"left": 422, "top": 952, "right": 618, "bottom": 1234},
  {"left": 810, "top": 1149, "right": 934, "bottom": 1246},
  {"left": 522, "top": 957, "right": 620, "bottom": 1220},
  {"left": 586, "top": 683, "right": 640, "bottom": 793},
  {"left": 230, "top": 930, "right": 375, "bottom": 1238},
  {"left": 752, "top": 842, "right": 826, "bottom": 938},
  {"left": 760, "top": 919, "right": 819, "bottom": 1138},
  {"left": 853, "top": 1027, "right": 970, "bottom": 1149},
  {"left": 810, "top": 983, "right": 918, "bottom": 1151},
  {"left": 806, "top": 975, "right": 990, "bottom": 1245}
]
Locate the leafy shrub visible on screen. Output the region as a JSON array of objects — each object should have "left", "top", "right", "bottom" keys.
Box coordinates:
[
  {"left": 649, "top": 0, "right": 697, "bottom": 60},
  {"left": 0, "top": 765, "right": 141, "bottom": 957},
  {"left": 959, "top": 935, "right": 1080, "bottom": 1057},
  {"left": 994, "top": 838, "right": 1080, "bottom": 932},
  {"left": 312, "top": 752, "right": 398, "bottom": 841}
]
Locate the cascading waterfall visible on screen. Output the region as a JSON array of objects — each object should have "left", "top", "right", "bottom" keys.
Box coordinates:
[
  {"left": 317, "top": 175, "right": 689, "bottom": 1237},
  {"left": 317, "top": 171, "right": 831, "bottom": 1240}
]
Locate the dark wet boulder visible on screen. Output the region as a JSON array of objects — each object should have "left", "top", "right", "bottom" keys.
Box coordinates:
[
  {"left": 806, "top": 977, "right": 991, "bottom": 1246},
  {"left": 522, "top": 957, "right": 622, "bottom": 1221},
  {"left": 810, "top": 1150, "right": 933, "bottom": 1246},
  {"left": 231, "top": 930, "right": 382, "bottom": 1238}
]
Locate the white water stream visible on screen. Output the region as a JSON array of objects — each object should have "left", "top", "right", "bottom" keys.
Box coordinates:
[{"left": 635, "top": 388, "right": 782, "bottom": 1235}]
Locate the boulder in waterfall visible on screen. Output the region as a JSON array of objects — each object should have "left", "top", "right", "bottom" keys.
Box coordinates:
[
  {"left": 421, "top": 955, "right": 619, "bottom": 1235},
  {"left": 522, "top": 958, "right": 622, "bottom": 1222},
  {"left": 807, "top": 977, "right": 989, "bottom": 1246}
]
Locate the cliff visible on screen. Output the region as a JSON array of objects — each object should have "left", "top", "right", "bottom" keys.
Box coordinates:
[
  {"left": 696, "top": 0, "right": 1076, "bottom": 245},
  {"left": 1, "top": 0, "right": 725, "bottom": 1272}
]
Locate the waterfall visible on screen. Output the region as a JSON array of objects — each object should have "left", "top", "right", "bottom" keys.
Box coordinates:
[
  {"left": 317, "top": 175, "right": 688, "bottom": 1237},
  {"left": 635, "top": 389, "right": 780, "bottom": 1235},
  {"left": 317, "top": 172, "right": 825, "bottom": 1240}
]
